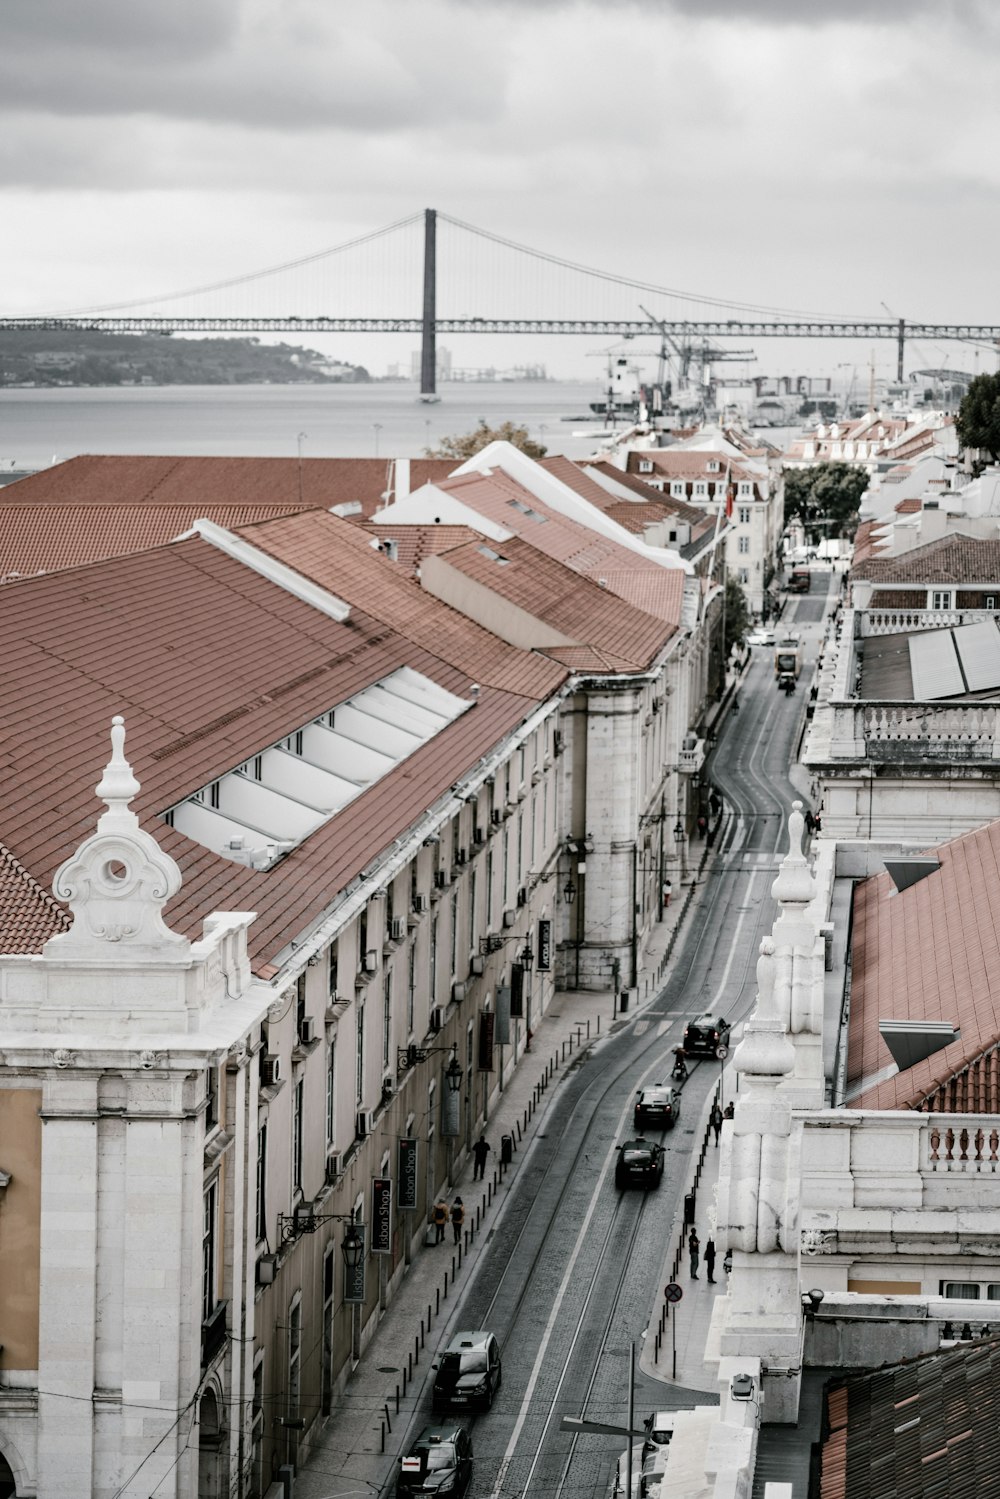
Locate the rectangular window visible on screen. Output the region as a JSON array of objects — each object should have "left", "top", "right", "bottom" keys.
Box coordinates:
[
  {"left": 738, "top": 567, "right": 750, "bottom": 585},
  {"left": 256, "top": 1120, "right": 268, "bottom": 1241},
  {"left": 941, "top": 1281, "right": 980, "bottom": 1299},
  {"left": 694, "top": 482, "right": 707, "bottom": 496},
  {"left": 202, "top": 1180, "right": 218, "bottom": 1322},
  {"left": 205, "top": 1065, "right": 219, "bottom": 1131},
  {"left": 671, "top": 482, "right": 684, "bottom": 497},
  {"left": 356, "top": 1001, "right": 365, "bottom": 1104},
  {"left": 296, "top": 973, "right": 307, "bottom": 1037},
  {"left": 450, "top": 891, "right": 459, "bottom": 979},
  {"left": 468, "top": 870, "right": 478, "bottom": 951},
  {"left": 209, "top": 781, "right": 220, "bottom": 810},
  {"left": 251, "top": 1356, "right": 265, "bottom": 1498},
  {"left": 382, "top": 970, "right": 392, "bottom": 1071},
  {"left": 359, "top": 908, "right": 368, "bottom": 961},
  {"left": 738, "top": 506, "right": 751, "bottom": 525},
  {"left": 931, "top": 590, "right": 954, "bottom": 610},
  {"left": 502, "top": 830, "right": 510, "bottom": 904},
  {"left": 486, "top": 850, "right": 494, "bottom": 928},
  {"left": 292, "top": 1079, "right": 304, "bottom": 1191},
  {"left": 407, "top": 945, "right": 416, "bottom": 1034},
  {"left": 986, "top": 596, "right": 997, "bottom": 611},
  {"left": 328, "top": 943, "right": 339, "bottom": 1000},
  {"left": 739, "top": 482, "right": 752, "bottom": 496},
  {"left": 738, "top": 536, "right": 750, "bottom": 554},
  {"left": 430, "top": 917, "right": 438, "bottom": 1002},
  {"left": 288, "top": 1296, "right": 302, "bottom": 1419},
  {"left": 516, "top": 814, "right": 523, "bottom": 882},
  {"left": 326, "top": 1039, "right": 336, "bottom": 1146}
]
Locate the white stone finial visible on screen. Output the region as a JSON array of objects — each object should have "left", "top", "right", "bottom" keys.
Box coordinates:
[
  {"left": 44, "top": 716, "right": 189, "bottom": 963},
  {"left": 734, "top": 936, "right": 795, "bottom": 1079},
  {"left": 95, "top": 714, "right": 140, "bottom": 822},
  {"left": 771, "top": 800, "right": 816, "bottom": 908}
]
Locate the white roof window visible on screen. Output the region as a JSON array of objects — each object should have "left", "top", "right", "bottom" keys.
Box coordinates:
[{"left": 165, "top": 667, "right": 472, "bottom": 870}]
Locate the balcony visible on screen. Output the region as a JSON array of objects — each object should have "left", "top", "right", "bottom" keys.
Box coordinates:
[
  {"left": 678, "top": 736, "right": 706, "bottom": 775},
  {"left": 824, "top": 701, "right": 1000, "bottom": 765}
]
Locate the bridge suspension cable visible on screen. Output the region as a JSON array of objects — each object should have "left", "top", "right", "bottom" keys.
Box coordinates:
[{"left": 438, "top": 211, "right": 878, "bottom": 325}]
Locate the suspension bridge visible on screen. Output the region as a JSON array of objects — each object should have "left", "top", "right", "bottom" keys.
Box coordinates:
[{"left": 3, "top": 208, "right": 998, "bottom": 395}]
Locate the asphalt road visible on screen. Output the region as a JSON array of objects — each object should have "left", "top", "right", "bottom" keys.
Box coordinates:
[{"left": 416, "top": 586, "right": 831, "bottom": 1499}]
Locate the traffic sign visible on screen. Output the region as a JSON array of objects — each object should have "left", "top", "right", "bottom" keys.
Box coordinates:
[
  {"left": 716, "top": 1044, "right": 729, "bottom": 1060},
  {"left": 664, "top": 1282, "right": 683, "bottom": 1304}
]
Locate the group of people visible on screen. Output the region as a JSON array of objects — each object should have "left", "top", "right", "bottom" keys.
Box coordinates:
[
  {"left": 431, "top": 1135, "right": 494, "bottom": 1244},
  {"left": 688, "top": 1231, "right": 732, "bottom": 1282}
]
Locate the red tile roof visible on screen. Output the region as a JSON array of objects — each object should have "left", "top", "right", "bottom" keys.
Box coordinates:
[
  {"left": 0, "top": 454, "right": 458, "bottom": 578},
  {"left": 431, "top": 536, "right": 676, "bottom": 670},
  {"left": 0, "top": 841, "right": 71, "bottom": 951},
  {"left": 624, "top": 451, "right": 759, "bottom": 484},
  {"left": 819, "top": 1337, "right": 1000, "bottom": 1499},
  {"left": 848, "top": 819, "right": 1000, "bottom": 1110},
  {"left": 360, "top": 523, "right": 479, "bottom": 576},
  {"left": 0, "top": 528, "right": 565, "bottom": 970},
  {"left": 852, "top": 536, "right": 1000, "bottom": 585}
]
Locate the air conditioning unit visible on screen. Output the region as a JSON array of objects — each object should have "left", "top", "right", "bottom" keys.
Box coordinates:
[
  {"left": 434, "top": 869, "right": 448, "bottom": 890},
  {"left": 470, "top": 955, "right": 485, "bottom": 976},
  {"left": 531, "top": 769, "right": 542, "bottom": 785},
  {"left": 325, "top": 1152, "right": 344, "bottom": 1183},
  {"left": 517, "top": 886, "right": 528, "bottom": 908},
  {"left": 454, "top": 847, "right": 467, "bottom": 866},
  {"left": 452, "top": 981, "right": 467, "bottom": 1003},
  {"left": 261, "top": 1056, "right": 281, "bottom": 1088},
  {"left": 473, "top": 827, "right": 486, "bottom": 846},
  {"left": 363, "top": 949, "right": 378, "bottom": 974},
  {"left": 391, "top": 915, "right": 406, "bottom": 941},
  {"left": 503, "top": 908, "right": 516, "bottom": 929},
  {"left": 298, "top": 1017, "right": 315, "bottom": 1046},
  {"left": 356, "top": 1109, "right": 373, "bottom": 1139},
  {"left": 257, "top": 1253, "right": 278, "bottom": 1286},
  {"left": 491, "top": 809, "right": 503, "bottom": 827},
  {"left": 429, "top": 1006, "right": 443, "bottom": 1033},
  {"left": 413, "top": 893, "right": 429, "bottom": 914},
  {"left": 553, "top": 730, "right": 564, "bottom": 755}
]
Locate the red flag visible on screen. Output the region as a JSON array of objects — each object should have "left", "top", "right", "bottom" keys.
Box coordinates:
[{"left": 725, "top": 483, "right": 735, "bottom": 519}]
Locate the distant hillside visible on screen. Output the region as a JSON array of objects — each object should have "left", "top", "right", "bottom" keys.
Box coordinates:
[{"left": 0, "top": 330, "right": 370, "bottom": 387}]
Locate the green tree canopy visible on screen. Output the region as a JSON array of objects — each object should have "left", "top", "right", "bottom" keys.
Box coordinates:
[
  {"left": 424, "top": 419, "right": 547, "bottom": 460},
  {"left": 782, "top": 461, "right": 867, "bottom": 541},
  {"left": 956, "top": 370, "right": 1000, "bottom": 466},
  {"left": 724, "top": 575, "right": 751, "bottom": 659}
]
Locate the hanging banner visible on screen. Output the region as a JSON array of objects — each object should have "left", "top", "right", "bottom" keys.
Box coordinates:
[
  {"left": 398, "top": 1138, "right": 418, "bottom": 1211},
  {"left": 371, "top": 1178, "right": 392, "bottom": 1255},
  {"left": 494, "top": 985, "right": 511, "bottom": 1045},
  {"left": 343, "top": 1223, "right": 366, "bottom": 1303},
  {"left": 510, "top": 963, "right": 524, "bottom": 1018},
  {"left": 478, "top": 1010, "right": 495, "bottom": 1072},
  {"left": 537, "top": 920, "right": 552, "bottom": 972}
]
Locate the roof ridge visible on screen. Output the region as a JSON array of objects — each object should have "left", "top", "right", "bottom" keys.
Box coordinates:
[{"left": 0, "top": 839, "right": 71, "bottom": 930}]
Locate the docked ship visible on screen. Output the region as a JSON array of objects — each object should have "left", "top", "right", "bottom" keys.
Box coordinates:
[{"left": 589, "top": 357, "right": 671, "bottom": 422}]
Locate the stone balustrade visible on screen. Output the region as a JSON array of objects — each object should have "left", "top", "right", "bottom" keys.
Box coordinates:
[
  {"left": 679, "top": 737, "right": 706, "bottom": 774},
  {"left": 860, "top": 608, "right": 998, "bottom": 637},
  {"left": 825, "top": 700, "right": 1000, "bottom": 761}
]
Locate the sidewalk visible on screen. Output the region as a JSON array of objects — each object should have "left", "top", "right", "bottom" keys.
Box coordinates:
[{"left": 296, "top": 895, "right": 697, "bottom": 1499}]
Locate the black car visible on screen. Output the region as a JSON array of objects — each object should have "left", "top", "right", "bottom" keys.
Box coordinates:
[
  {"left": 432, "top": 1330, "right": 502, "bottom": 1412},
  {"left": 397, "top": 1423, "right": 473, "bottom": 1498},
  {"left": 682, "top": 1014, "right": 731, "bottom": 1058},
  {"left": 634, "top": 1085, "right": 680, "bottom": 1130},
  {"left": 615, "top": 1138, "right": 664, "bottom": 1190}
]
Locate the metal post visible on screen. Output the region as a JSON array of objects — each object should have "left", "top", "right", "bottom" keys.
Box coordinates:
[
  {"left": 420, "top": 209, "right": 437, "bottom": 399},
  {"left": 897, "top": 317, "right": 905, "bottom": 383},
  {"left": 626, "top": 1343, "right": 635, "bottom": 1499},
  {"left": 630, "top": 842, "right": 638, "bottom": 989},
  {"left": 672, "top": 1305, "right": 677, "bottom": 1380}
]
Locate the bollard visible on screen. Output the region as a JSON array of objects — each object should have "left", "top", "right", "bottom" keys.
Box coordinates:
[
  {"left": 516, "top": 1119, "right": 522, "bottom": 1142},
  {"left": 428, "top": 1303, "right": 433, "bottom": 1332},
  {"left": 587, "top": 1019, "right": 591, "bottom": 1038},
  {"left": 452, "top": 1255, "right": 456, "bottom": 1280},
  {"left": 385, "top": 1402, "right": 392, "bottom": 1434},
  {"left": 396, "top": 1385, "right": 400, "bottom": 1415},
  {"left": 408, "top": 1352, "right": 412, "bottom": 1379},
  {"left": 415, "top": 1335, "right": 420, "bottom": 1365},
  {"left": 436, "top": 1288, "right": 440, "bottom": 1316},
  {"left": 381, "top": 1422, "right": 386, "bottom": 1454},
  {"left": 403, "top": 1367, "right": 408, "bottom": 1395},
  {"left": 420, "top": 1318, "right": 425, "bottom": 1349}
]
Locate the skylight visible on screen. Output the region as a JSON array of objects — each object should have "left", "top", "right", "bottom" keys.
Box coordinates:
[{"left": 164, "top": 667, "right": 472, "bottom": 870}]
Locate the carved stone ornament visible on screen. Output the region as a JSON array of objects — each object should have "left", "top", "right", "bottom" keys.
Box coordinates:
[
  {"left": 801, "top": 1227, "right": 837, "bottom": 1256},
  {"left": 734, "top": 937, "right": 795, "bottom": 1079},
  {"left": 228, "top": 1039, "right": 249, "bottom": 1066},
  {"left": 137, "top": 1050, "right": 160, "bottom": 1071},
  {"left": 771, "top": 801, "right": 816, "bottom": 909},
  {"left": 53, "top": 1048, "right": 77, "bottom": 1069},
  {"left": 44, "top": 717, "right": 189, "bottom": 963}
]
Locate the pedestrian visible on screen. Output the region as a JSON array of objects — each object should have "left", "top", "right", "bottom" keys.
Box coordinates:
[
  {"left": 709, "top": 790, "right": 721, "bottom": 818},
  {"left": 697, "top": 814, "right": 707, "bottom": 838},
  {"left": 804, "top": 808, "right": 816, "bottom": 835},
  {"left": 432, "top": 1198, "right": 448, "bottom": 1244},
  {"left": 473, "top": 1135, "right": 491, "bottom": 1181},
  {"left": 704, "top": 1238, "right": 717, "bottom": 1283},
  {"left": 662, "top": 879, "right": 671, "bottom": 909},
  {"left": 723, "top": 1248, "right": 733, "bottom": 1277},
  {"left": 710, "top": 1101, "right": 723, "bottom": 1146},
  {"left": 688, "top": 1230, "right": 700, "bottom": 1279},
  {"left": 451, "top": 1196, "right": 465, "bottom": 1244},
  {"left": 723, "top": 1100, "right": 735, "bottom": 1121}
]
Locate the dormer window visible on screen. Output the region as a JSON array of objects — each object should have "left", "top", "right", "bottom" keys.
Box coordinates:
[{"left": 707, "top": 460, "right": 720, "bottom": 473}]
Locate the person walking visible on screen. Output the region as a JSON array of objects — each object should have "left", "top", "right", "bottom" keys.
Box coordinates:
[
  {"left": 472, "top": 1135, "right": 491, "bottom": 1181},
  {"left": 710, "top": 1102, "right": 723, "bottom": 1146},
  {"left": 688, "top": 1230, "right": 700, "bottom": 1279},
  {"left": 704, "top": 1237, "right": 717, "bottom": 1283},
  {"left": 432, "top": 1198, "right": 448, "bottom": 1244},
  {"left": 451, "top": 1196, "right": 465, "bottom": 1245}
]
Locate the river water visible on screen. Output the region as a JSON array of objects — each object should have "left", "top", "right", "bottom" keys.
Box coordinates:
[{"left": 0, "top": 380, "right": 621, "bottom": 470}]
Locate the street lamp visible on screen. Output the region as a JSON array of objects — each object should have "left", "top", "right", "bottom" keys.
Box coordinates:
[
  {"left": 520, "top": 943, "right": 534, "bottom": 970},
  {"left": 341, "top": 1220, "right": 364, "bottom": 1271},
  {"left": 673, "top": 820, "right": 685, "bottom": 842},
  {"left": 562, "top": 877, "right": 577, "bottom": 905},
  {"left": 445, "top": 1055, "right": 463, "bottom": 1094}
]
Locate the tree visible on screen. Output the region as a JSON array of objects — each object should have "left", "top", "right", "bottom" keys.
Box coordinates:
[
  {"left": 782, "top": 462, "right": 867, "bottom": 542},
  {"left": 424, "top": 419, "right": 547, "bottom": 460},
  {"left": 956, "top": 370, "right": 1000, "bottom": 467},
  {"left": 723, "top": 575, "right": 751, "bottom": 660}
]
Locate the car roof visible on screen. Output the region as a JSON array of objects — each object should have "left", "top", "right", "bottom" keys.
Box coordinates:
[
  {"left": 639, "top": 1084, "right": 674, "bottom": 1096},
  {"left": 442, "top": 1329, "right": 494, "bottom": 1353},
  {"left": 622, "top": 1137, "right": 659, "bottom": 1150},
  {"left": 413, "top": 1421, "right": 469, "bottom": 1444},
  {"left": 690, "top": 1014, "right": 724, "bottom": 1026}
]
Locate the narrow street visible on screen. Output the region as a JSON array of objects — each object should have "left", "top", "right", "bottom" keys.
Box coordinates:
[{"left": 435, "top": 580, "right": 836, "bottom": 1499}]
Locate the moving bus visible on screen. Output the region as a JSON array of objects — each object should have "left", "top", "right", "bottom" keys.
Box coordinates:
[{"left": 788, "top": 568, "right": 811, "bottom": 593}]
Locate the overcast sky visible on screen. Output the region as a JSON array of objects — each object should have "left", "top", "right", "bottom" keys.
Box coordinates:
[{"left": 2, "top": 0, "right": 999, "bottom": 381}]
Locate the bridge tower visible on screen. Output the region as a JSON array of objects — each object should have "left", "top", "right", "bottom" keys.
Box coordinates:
[{"left": 420, "top": 207, "right": 437, "bottom": 400}]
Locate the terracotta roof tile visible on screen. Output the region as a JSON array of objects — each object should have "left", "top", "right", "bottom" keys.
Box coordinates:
[
  {"left": 585, "top": 463, "right": 714, "bottom": 532},
  {"left": 431, "top": 536, "right": 675, "bottom": 670},
  {"left": 359, "top": 523, "right": 478, "bottom": 576},
  {"left": 0, "top": 530, "right": 565, "bottom": 969},
  {"left": 0, "top": 841, "right": 71, "bottom": 951},
  {"left": 848, "top": 818, "right": 1000, "bottom": 1110},
  {"left": 852, "top": 536, "right": 1000, "bottom": 585}
]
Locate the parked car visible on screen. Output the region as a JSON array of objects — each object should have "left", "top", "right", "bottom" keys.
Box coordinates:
[
  {"left": 746, "top": 628, "right": 776, "bottom": 647},
  {"left": 615, "top": 1138, "right": 664, "bottom": 1189},
  {"left": 682, "top": 1014, "right": 731, "bottom": 1057},
  {"left": 432, "top": 1330, "right": 502, "bottom": 1412},
  {"left": 397, "top": 1423, "right": 474, "bottom": 1498},
  {"left": 642, "top": 1411, "right": 676, "bottom": 1460},
  {"left": 634, "top": 1084, "right": 680, "bottom": 1130}
]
